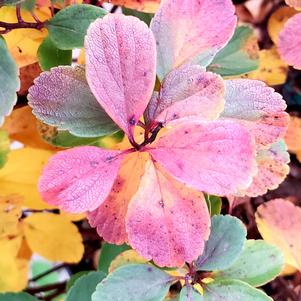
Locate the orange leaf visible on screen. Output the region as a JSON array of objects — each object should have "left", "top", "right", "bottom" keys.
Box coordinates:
[
  {"left": 284, "top": 115, "right": 301, "bottom": 153},
  {"left": 2, "top": 105, "right": 58, "bottom": 151},
  {"left": 267, "top": 6, "right": 298, "bottom": 44}
]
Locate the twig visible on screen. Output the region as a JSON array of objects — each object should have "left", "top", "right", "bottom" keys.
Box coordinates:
[
  {"left": 16, "top": 4, "right": 23, "bottom": 23},
  {"left": 110, "top": 5, "right": 118, "bottom": 13},
  {"left": 0, "top": 20, "right": 45, "bottom": 34},
  {"left": 25, "top": 281, "right": 67, "bottom": 295}
]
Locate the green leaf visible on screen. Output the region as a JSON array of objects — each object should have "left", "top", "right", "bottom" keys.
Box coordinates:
[
  {"left": 98, "top": 243, "right": 131, "bottom": 274},
  {"left": 46, "top": 4, "right": 107, "bottom": 49},
  {"left": 122, "top": 8, "right": 154, "bottom": 25},
  {"left": 208, "top": 26, "right": 259, "bottom": 76},
  {"left": 205, "top": 195, "right": 222, "bottom": 216},
  {"left": 179, "top": 286, "right": 203, "bottom": 301},
  {"left": 0, "top": 130, "right": 9, "bottom": 169},
  {"left": 38, "top": 36, "right": 72, "bottom": 71},
  {"left": 66, "top": 271, "right": 106, "bottom": 301},
  {"left": 21, "top": 0, "right": 35, "bottom": 11},
  {"left": 214, "top": 240, "right": 284, "bottom": 287},
  {"left": 38, "top": 123, "right": 123, "bottom": 148},
  {"left": 203, "top": 279, "right": 272, "bottom": 301},
  {"left": 0, "top": 38, "right": 20, "bottom": 126},
  {"left": 92, "top": 264, "right": 174, "bottom": 301},
  {"left": 0, "top": 293, "right": 39, "bottom": 301},
  {"left": 0, "top": 0, "right": 24, "bottom": 5},
  {"left": 196, "top": 215, "right": 247, "bottom": 271},
  {"left": 28, "top": 65, "right": 119, "bottom": 138},
  {"left": 67, "top": 271, "right": 91, "bottom": 291}
]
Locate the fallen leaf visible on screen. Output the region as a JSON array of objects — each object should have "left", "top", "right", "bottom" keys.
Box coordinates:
[
  {"left": 242, "top": 48, "right": 288, "bottom": 85},
  {"left": 278, "top": 13, "right": 301, "bottom": 70},
  {"left": 267, "top": 6, "right": 298, "bottom": 44},
  {"left": 256, "top": 199, "right": 301, "bottom": 270}
]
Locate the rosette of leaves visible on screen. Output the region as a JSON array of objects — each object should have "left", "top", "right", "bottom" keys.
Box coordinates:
[
  {"left": 27, "top": 0, "right": 289, "bottom": 269},
  {"left": 46, "top": 215, "right": 284, "bottom": 300}
]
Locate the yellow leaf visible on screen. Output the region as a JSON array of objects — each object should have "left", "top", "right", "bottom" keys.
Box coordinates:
[
  {"left": 0, "top": 234, "right": 28, "bottom": 292},
  {"left": 0, "top": 7, "right": 50, "bottom": 67},
  {"left": 23, "top": 213, "right": 84, "bottom": 263},
  {"left": 0, "top": 235, "right": 22, "bottom": 258},
  {"left": 285, "top": 115, "right": 301, "bottom": 153},
  {"left": 107, "top": 0, "right": 160, "bottom": 13},
  {"left": 77, "top": 48, "right": 85, "bottom": 65},
  {"left": 0, "top": 147, "right": 55, "bottom": 209},
  {"left": 242, "top": 47, "right": 288, "bottom": 85},
  {"left": 2, "top": 105, "right": 57, "bottom": 150},
  {"left": 0, "top": 195, "right": 22, "bottom": 238},
  {"left": 0, "top": 130, "right": 9, "bottom": 168},
  {"left": 256, "top": 199, "right": 301, "bottom": 270},
  {"left": 281, "top": 264, "right": 297, "bottom": 276},
  {"left": 109, "top": 250, "right": 148, "bottom": 273},
  {"left": 0, "top": 256, "right": 27, "bottom": 292},
  {"left": 267, "top": 6, "right": 298, "bottom": 44}
]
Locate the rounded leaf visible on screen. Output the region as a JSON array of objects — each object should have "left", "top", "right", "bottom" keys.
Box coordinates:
[
  {"left": 196, "top": 215, "right": 247, "bottom": 271},
  {"left": 85, "top": 14, "right": 156, "bottom": 138},
  {"left": 203, "top": 279, "right": 272, "bottom": 301},
  {"left": 66, "top": 271, "right": 106, "bottom": 301},
  {"left": 92, "top": 264, "right": 174, "bottom": 301},
  {"left": 47, "top": 4, "right": 107, "bottom": 49},
  {"left": 28, "top": 65, "right": 119, "bottom": 138},
  {"left": 23, "top": 213, "right": 84, "bottom": 263},
  {"left": 150, "top": 0, "right": 237, "bottom": 79},
  {"left": 278, "top": 13, "right": 301, "bottom": 70},
  {"left": 215, "top": 240, "right": 284, "bottom": 287}
]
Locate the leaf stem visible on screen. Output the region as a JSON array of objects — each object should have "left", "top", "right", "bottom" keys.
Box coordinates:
[{"left": 0, "top": 6, "right": 45, "bottom": 34}]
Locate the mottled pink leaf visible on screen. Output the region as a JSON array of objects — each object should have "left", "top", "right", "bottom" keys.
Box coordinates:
[
  {"left": 28, "top": 65, "right": 118, "bottom": 137},
  {"left": 256, "top": 199, "right": 301, "bottom": 269},
  {"left": 88, "top": 152, "right": 148, "bottom": 244},
  {"left": 150, "top": 0, "right": 237, "bottom": 79},
  {"left": 126, "top": 160, "right": 210, "bottom": 267},
  {"left": 85, "top": 14, "right": 156, "bottom": 138},
  {"left": 147, "top": 120, "right": 257, "bottom": 196},
  {"left": 145, "top": 65, "right": 225, "bottom": 126},
  {"left": 221, "top": 79, "right": 289, "bottom": 147},
  {"left": 241, "top": 140, "right": 290, "bottom": 197},
  {"left": 39, "top": 147, "right": 123, "bottom": 213},
  {"left": 278, "top": 13, "right": 301, "bottom": 70}
]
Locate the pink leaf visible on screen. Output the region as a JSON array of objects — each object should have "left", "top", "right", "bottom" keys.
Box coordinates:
[
  {"left": 39, "top": 147, "right": 123, "bottom": 213},
  {"left": 151, "top": 0, "right": 237, "bottom": 79},
  {"left": 147, "top": 120, "right": 257, "bottom": 196},
  {"left": 221, "top": 79, "right": 289, "bottom": 147},
  {"left": 85, "top": 14, "right": 157, "bottom": 138},
  {"left": 241, "top": 140, "right": 290, "bottom": 197},
  {"left": 278, "top": 13, "right": 301, "bottom": 70},
  {"left": 126, "top": 160, "right": 210, "bottom": 267},
  {"left": 88, "top": 152, "right": 149, "bottom": 244},
  {"left": 145, "top": 65, "right": 225, "bottom": 126}
]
